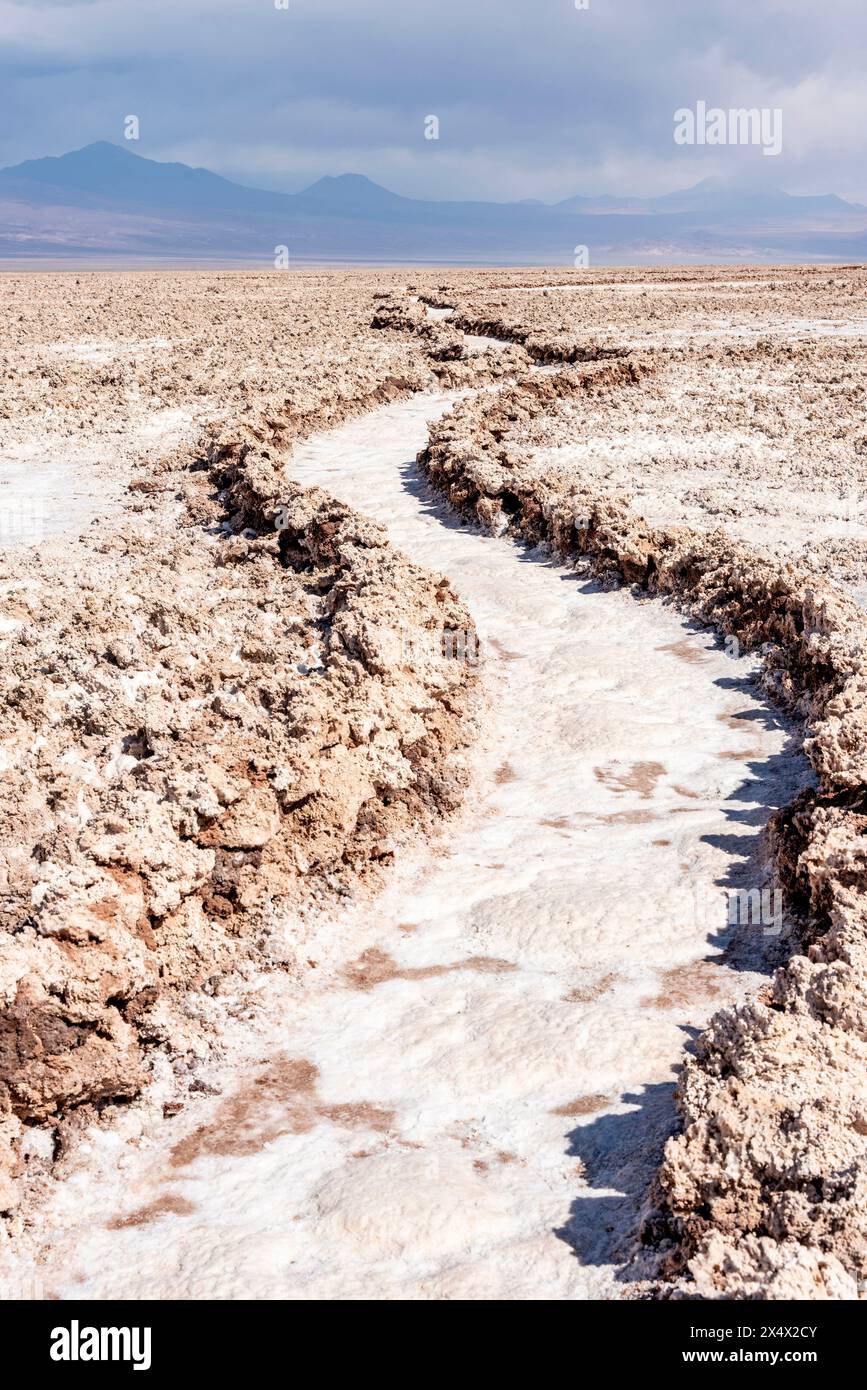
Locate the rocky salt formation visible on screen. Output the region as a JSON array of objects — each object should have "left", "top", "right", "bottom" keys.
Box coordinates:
[
  {"left": 0, "top": 414, "right": 478, "bottom": 1217},
  {"left": 1, "top": 268, "right": 557, "bottom": 1220},
  {"left": 369, "top": 292, "right": 532, "bottom": 384},
  {"left": 419, "top": 365, "right": 867, "bottom": 1299},
  {"left": 0, "top": 388, "right": 805, "bottom": 1302},
  {"left": 5, "top": 265, "right": 867, "bottom": 1293},
  {"left": 413, "top": 264, "right": 867, "bottom": 356}
]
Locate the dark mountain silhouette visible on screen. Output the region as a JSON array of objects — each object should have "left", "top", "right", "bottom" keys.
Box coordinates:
[
  {"left": 1, "top": 142, "right": 865, "bottom": 263},
  {"left": 295, "top": 173, "right": 411, "bottom": 213}
]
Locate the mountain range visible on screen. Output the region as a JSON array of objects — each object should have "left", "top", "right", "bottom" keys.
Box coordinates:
[{"left": 1, "top": 141, "right": 866, "bottom": 264}]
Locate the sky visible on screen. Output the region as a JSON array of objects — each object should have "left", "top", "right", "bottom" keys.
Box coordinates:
[{"left": 1, "top": 0, "right": 866, "bottom": 203}]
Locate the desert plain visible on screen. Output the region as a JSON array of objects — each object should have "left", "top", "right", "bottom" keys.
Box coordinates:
[{"left": 1, "top": 264, "right": 867, "bottom": 1301}]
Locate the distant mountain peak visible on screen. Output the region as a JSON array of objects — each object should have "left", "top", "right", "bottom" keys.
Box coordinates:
[
  {"left": 297, "top": 172, "right": 405, "bottom": 206},
  {"left": 1, "top": 140, "right": 139, "bottom": 177},
  {"left": 307, "top": 173, "right": 382, "bottom": 189},
  {"left": 68, "top": 140, "right": 136, "bottom": 159},
  {"left": 1, "top": 140, "right": 865, "bottom": 262}
]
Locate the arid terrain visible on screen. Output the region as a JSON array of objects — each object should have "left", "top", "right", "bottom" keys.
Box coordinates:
[{"left": 2, "top": 265, "right": 867, "bottom": 1301}]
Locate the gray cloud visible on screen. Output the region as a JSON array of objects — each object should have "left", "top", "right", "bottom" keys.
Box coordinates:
[{"left": 0, "top": 0, "right": 865, "bottom": 201}]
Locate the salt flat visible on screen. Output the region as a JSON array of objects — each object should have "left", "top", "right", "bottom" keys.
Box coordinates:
[
  {"left": 2, "top": 265, "right": 862, "bottom": 1301},
  {"left": 4, "top": 392, "right": 804, "bottom": 1300}
]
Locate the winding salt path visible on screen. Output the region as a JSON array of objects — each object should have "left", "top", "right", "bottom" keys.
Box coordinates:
[{"left": 8, "top": 393, "right": 806, "bottom": 1302}]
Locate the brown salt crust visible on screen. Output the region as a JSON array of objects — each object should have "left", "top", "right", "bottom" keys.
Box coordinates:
[
  {"left": 0, "top": 271, "right": 540, "bottom": 1219},
  {"left": 377, "top": 289, "right": 639, "bottom": 373},
  {"left": 369, "top": 293, "right": 532, "bottom": 384},
  {"left": 417, "top": 365, "right": 867, "bottom": 1300},
  {"left": 413, "top": 264, "right": 867, "bottom": 359},
  {"left": 5, "top": 268, "right": 866, "bottom": 1281},
  {"left": 432, "top": 304, "right": 633, "bottom": 367},
  {"left": 0, "top": 382, "right": 482, "bottom": 1216}
]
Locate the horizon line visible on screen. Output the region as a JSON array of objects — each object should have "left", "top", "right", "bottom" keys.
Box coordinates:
[{"left": 2, "top": 139, "right": 861, "bottom": 211}]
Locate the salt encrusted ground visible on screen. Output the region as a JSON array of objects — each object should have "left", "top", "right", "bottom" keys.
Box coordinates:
[
  {"left": 1, "top": 392, "right": 803, "bottom": 1301},
  {"left": 2, "top": 266, "right": 866, "bottom": 1301}
]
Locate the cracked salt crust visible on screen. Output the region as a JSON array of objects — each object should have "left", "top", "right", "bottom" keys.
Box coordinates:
[
  {"left": 6, "top": 393, "right": 807, "bottom": 1301},
  {"left": 0, "top": 407, "right": 196, "bottom": 546}
]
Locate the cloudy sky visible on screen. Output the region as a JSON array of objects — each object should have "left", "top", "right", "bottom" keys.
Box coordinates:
[{"left": 1, "top": 0, "right": 866, "bottom": 202}]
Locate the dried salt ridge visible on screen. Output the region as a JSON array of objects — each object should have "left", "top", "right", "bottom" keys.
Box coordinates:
[
  {"left": 1, "top": 384, "right": 803, "bottom": 1301},
  {"left": 419, "top": 369, "right": 867, "bottom": 1300},
  {"left": 409, "top": 266, "right": 867, "bottom": 360},
  {"left": 370, "top": 293, "right": 532, "bottom": 382},
  {"left": 414, "top": 292, "right": 636, "bottom": 368},
  {"left": 2, "top": 267, "right": 864, "bottom": 1296},
  {"left": 0, "top": 419, "right": 479, "bottom": 1215},
  {"left": 0, "top": 273, "right": 546, "bottom": 1222}
]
